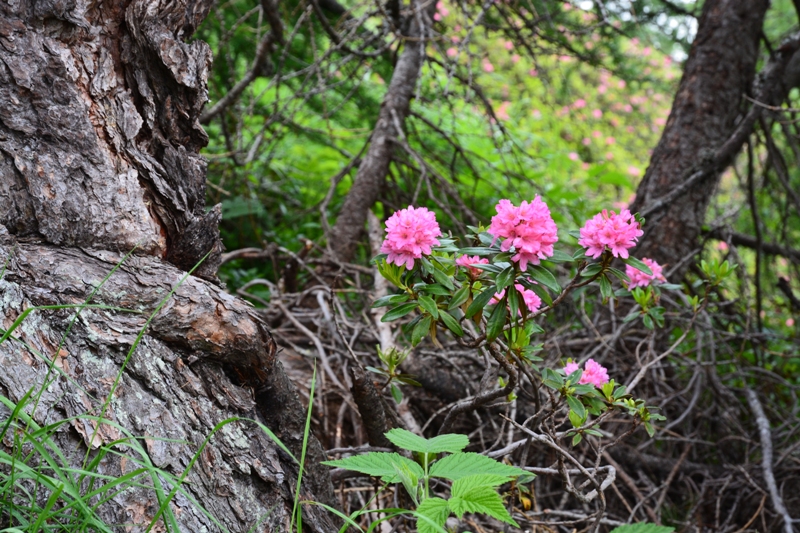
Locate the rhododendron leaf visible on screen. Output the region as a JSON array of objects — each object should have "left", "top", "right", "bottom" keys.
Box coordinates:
[
  {"left": 660, "top": 283, "right": 684, "bottom": 290},
  {"left": 528, "top": 265, "right": 561, "bottom": 293},
  {"left": 508, "top": 289, "right": 520, "bottom": 320},
  {"left": 439, "top": 311, "right": 463, "bottom": 337},
  {"left": 418, "top": 295, "right": 439, "bottom": 319},
  {"left": 529, "top": 283, "right": 553, "bottom": 307},
  {"left": 477, "top": 233, "right": 495, "bottom": 246},
  {"left": 541, "top": 368, "right": 564, "bottom": 390},
  {"left": 458, "top": 247, "right": 496, "bottom": 256},
  {"left": 430, "top": 267, "right": 455, "bottom": 290},
  {"left": 465, "top": 288, "right": 497, "bottom": 319},
  {"left": 418, "top": 284, "right": 451, "bottom": 296},
  {"left": 568, "top": 230, "right": 582, "bottom": 240},
  {"left": 495, "top": 266, "right": 515, "bottom": 290},
  {"left": 381, "top": 302, "right": 419, "bottom": 322},
  {"left": 572, "top": 384, "right": 597, "bottom": 396},
  {"left": 599, "top": 275, "right": 613, "bottom": 300},
  {"left": 372, "top": 294, "right": 410, "bottom": 308},
  {"left": 486, "top": 300, "right": 507, "bottom": 341},
  {"left": 469, "top": 263, "right": 505, "bottom": 274},
  {"left": 549, "top": 249, "right": 574, "bottom": 263},
  {"left": 581, "top": 264, "right": 603, "bottom": 277},
  {"left": 572, "top": 433, "right": 583, "bottom": 446},
  {"left": 566, "top": 395, "right": 587, "bottom": 421},
  {"left": 448, "top": 285, "right": 470, "bottom": 309},
  {"left": 412, "top": 316, "right": 432, "bottom": 346},
  {"left": 572, "top": 249, "right": 588, "bottom": 260},
  {"left": 642, "top": 315, "right": 654, "bottom": 329},
  {"left": 607, "top": 267, "right": 629, "bottom": 282},
  {"left": 623, "top": 257, "right": 653, "bottom": 276}
]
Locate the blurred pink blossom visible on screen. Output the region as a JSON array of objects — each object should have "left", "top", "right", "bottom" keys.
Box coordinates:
[
  {"left": 717, "top": 241, "right": 729, "bottom": 251},
  {"left": 787, "top": 318, "right": 795, "bottom": 327},
  {"left": 605, "top": 152, "right": 614, "bottom": 160},
  {"left": 593, "top": 130, "right": 602, "bottom": 138},
  {"left": 592, "top": 109, "right": 603, "bottom": 119},
  {"left": 579, "top": 209, "right": 643, "bottom": 259},
  {"left": 569, "top": 152, "right": 579, "bottom": 161},
  {"left": 512, "top": 54, "right": 521, "bottom": 63},
  {"left": 496, "top": 101, "right": 511, "bottom": 121},
  {"left": 482, "top": 60, "right": 494, "bottom": 72},
  {"left": 618, "top": 80, "right": 627, "bottom": 89},
  {"left": 598, "top": 85, "right": 607, "bottom": 94},
  {"left": 574, "top": 98, "right": 587, "bottom": 109},
  {"left": 628, "top": 166, "right": 641, "bottom": 177},
  {"left": 626, "top": 258, "right": 666, "bottom": 289},
  {"left": 606, "top": 136, "right": 615, "bottom": 145},
  {"left": 447, "top": 47, "right": 458, "bottom": 58},
  {"left": 504, "top": 40, "right": 514, "bottom": 50},
  {"left": 529, "top": 69, "right": 539, "bottom": 77}
]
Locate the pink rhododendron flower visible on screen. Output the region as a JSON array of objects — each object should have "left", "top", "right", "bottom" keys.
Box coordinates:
[
  {"left": 447, "top": 47, "right": 458, "bottom": 58},
  {"left": 562, "top": 359, "right": 610, "bottom": 387},
  {"left": 573, "top": 98, "right": 587, "bottom": 109},
  {"left": 529, "top": 69, "right": 538, "bottom": 77},
  {"left": 504, "top": 40, "right": 514, "bottom": 50},
  {"left": 488, "top": 197, "right": 558, "bottom": 269},
  {"left": 496, "top": 101, "right": 511, "bottom": 121},
  {"left": 568, "top": 152, "right": 579, "bottom": 161},
  {"left": 606, "top": 136, "right": 615, "bottom": 145},
  {"left": 579, "top": 209, "right": 643, "bottom": 259},
  {"left": 592, "top": 109, "right": 603, "bottom": 119},
  {"left": 482, "top": 60, "right": 494, "bottom": 73},
  {"left": 491, "top": 283, "right": 541, "bottom": 314},
  {"left": 625, "top": 257, "right": 666, "bottom": 289},
  {"left": 511, "top": 54, "right": 521, "bottom": 64},
  {"left": 380, "top": 206, "right": 441, "bottom": 269},
  {"left": 456, "top": 255, "right": 489, "bottom": 279},
  {"left": 628, "top": 166, "right": 641, "bottom": 177},
  {"left": 787, "top": 318, "right": 795, "bottom": 327},
  {"left": 582, "top": 138, "right": 591, "bottom": 146},
  {"left": 717, "top": 241, "right": 729, "bottom": 251}
]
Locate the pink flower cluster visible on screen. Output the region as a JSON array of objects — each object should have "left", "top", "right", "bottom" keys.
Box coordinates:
[
  {"left": 625, "top": 257, "right": 666, "bottom": 289},
  {"left": 563, "top": 359, "right": 609, "bottom": 388},
  {"left": 579, "top": 209, "right": 643, "bottom": 259},
  {"left": 380, "top": 206, "right": 441, "bottom": 270},
  {"left": 491, "top": 283, "right": 542, "bottom": 314},
  {"left": 488, "top": 197, "right": 559, "bottom": 270},
  {"left": 456, "top": 255, "right": 489, "bottom": 279}
]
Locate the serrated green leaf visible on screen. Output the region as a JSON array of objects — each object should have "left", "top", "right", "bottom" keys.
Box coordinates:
[
  {"left": 610, "top": 524, "right": 674, "bottom": 533},
  {"left": 528, "top": 265, "right": 561, "bottom": 294},
  {"left": 486, "top": 299, "right": 507, "bottom": 341},
  {"left": 448, "top": 285, "right": 470, "bottom": 309},
  {"left": 448, "top": 476, "right": 519, "bottom": 526},
  {"left": 322, "top": 452, "right": 424, "bottom": 483},
  {"left": 372, "top": 294, "right": 410, "bottom": 308},
  {"left": 465, "top": 288, "right": 496, "bottom": 319},
  {"left": 429, "top": 452, "right": 527, "bottom": 481},
  {"left": 412, "top": 315, "right": 433, "bottom": 346},
  {"left": 418, "top": 295, "right": 439, "bottom": 319},
  {"left": 415, "top": 497, "right": 450, "bottom": 533},
  {"left": 381, "top": 302, "right": 419, "bottom": 322},
  {"left": 623, "top": 257, "right": 653, "bottom": 276},
  {"left": 439, "top": 311, "right": 463, "bottom": 336},
  {"left": 384, "top": 428, "right": 469, "bottom": 454}
]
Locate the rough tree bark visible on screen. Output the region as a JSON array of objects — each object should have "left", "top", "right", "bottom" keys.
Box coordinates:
[
  {"left": 329, "top": 0, "right": 435, "bottom": 263},
  {"left": 629, "top": 0, "right": 770, "bottom": 275},
  {"left": 0, "top": 0, "right": 335, "bottom": 531}
]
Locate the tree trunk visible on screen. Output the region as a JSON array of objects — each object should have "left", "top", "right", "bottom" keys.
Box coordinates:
[
  {"left": 329, "top": 0, "right": 434, "bottom": 263},
  {"left": 0, "top": 1, "right": 335, "bottom": 530},
  {"left": 629, "top": 0, "right": 769, "bottom": 275}
]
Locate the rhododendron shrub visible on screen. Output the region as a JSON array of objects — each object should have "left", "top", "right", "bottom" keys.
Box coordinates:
[{"left": 374, "top": 199, "right": 672, "bottom": 441}]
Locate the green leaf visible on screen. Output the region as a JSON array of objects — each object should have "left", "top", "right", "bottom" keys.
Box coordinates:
[
  {"left": 415, "top": 497, "right": 451, "bottom": 533},
  {"left": 448, "top": 475, "right": 519, "bottom": 527},
  {"left": 418, "top": 295, "right": 439, "bottom": 319},
  {"left": 599, "top": 274, "right": 613, "bottom": 300},
  {"left": 372, "top": 294, "right": 410, "bottom": 308},
  {"left": 623, "top": 257, "right": 653, "bottom": 276},
  {"left": 549, "top": 249, "right": 574, "bottom": 263},
  {"left": 527, "top": 265, "right": 561, "bottom": 294},
  {"left": 390, "top": 384, "right": 403, "bottom": 403},
  {"left": 384, "top": 428, "right": 469, "bottom": 454},
  {"left": 322, "top": 452, "right": 424, "bottom": 483},
  {"left": 495, "top": 266, "right": 515, "bottom": 290},
  {"left": 412, "top": 315, "right": 433, "bottom": 346},
  {"left": 572, "top": 433, "right": 583, "bottom": 446},
  {"left": 448, "top": 284, "right": 470, "bottom": 309},
  {"left": 486, "top": 300, "right": 507, "bottom": 341},
  {"left": 381, "top": 302, "right": 418, "bottom": 322},
  {"left": 566, "top": 396, "right": 586, "bottom": 421},
  {"left": 458, "top": 247, "right": 496, "bottom": 256},
  {"left": 439, "top": 311, "right": 463, "bottom": 336},
  {"left": 541, "top": 368, "right": 565, "bottom": 390},
  {"left": 581, "top": 263, "right": 603, "bottom": 277},
  {"left": 429, "top": 452, "right": 527, "bottom": 481},
  {"left": 419, "top": 284, "right": 451, "bottom": 296},
  {"left": 465, "top": 288, "right": 497, "bottom": 319},
  {"left": 431, "top": 267, "right": 455, "bottom": 290},
  {"left": 609, "top": 523, "right": 675, "bottom": 533}
]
